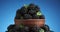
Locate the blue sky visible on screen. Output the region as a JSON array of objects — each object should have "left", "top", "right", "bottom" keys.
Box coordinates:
[{"left": 0, "top": 0, "right": 60, "bottom": 32}]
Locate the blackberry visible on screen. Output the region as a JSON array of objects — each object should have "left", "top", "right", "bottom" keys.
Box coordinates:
[
  {"left": 8, "top": 29, "right": 16, "bottom": 32},
  {"left": 15, "top": 14, "right": 23, "bottom": 19},
  {"left": 32, "top": 26, "right": 40, "bottom": 32},
  {"left": 7, "top": 25, "right": 15, "bottom": 31},
  {"left": 29, "top": 26, "right": 41, "bottom": 32},
  {"left": 28, "top": 3, "right": 35, "bottom": 9},
  {"left": 19, "top": 7, "right": 28, "bottom": 15},
  {"left": 28, "top": 9, "right": 37, "bottom": 15},
  {"left": 23, "top": 14, "right": 32, "bottom": 19},
  {"left": 28, "top": 4, "right": 35, "bottom": 12},
  {"left": 32, "top": 14, "right": 39, "bottom": 19},
  {"left": 35, "top": 5, "right": 40, "bottom": 11},
  {"left": 39, "top": 15, "right": 45, "bottom": 19},
  {"left": 44, "top": 25, "right": 50, "bottom": 32},
  {"left": 41, "top": 25, "right": 50, "bottom": 32},
  {"left": 24, "top": 26, "right": 29, "bottom": 32},
  {"left": 6, "top": 25, "right": 18, "bottom": 32},
  {"left": 28, "top": 4, "right": 40, "bottom": 15}
]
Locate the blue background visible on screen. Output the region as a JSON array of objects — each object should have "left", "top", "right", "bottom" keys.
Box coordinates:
[{"left": 0, "top": 0, "right": 60, "bottom": 32}]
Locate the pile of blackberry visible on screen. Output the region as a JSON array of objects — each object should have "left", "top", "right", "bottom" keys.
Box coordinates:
[
  {"left": 15, "top": 4, "right": 45, "bottom": 19},
  {"left": 6, "top": 24, "right": 50, "bottom": 32}
]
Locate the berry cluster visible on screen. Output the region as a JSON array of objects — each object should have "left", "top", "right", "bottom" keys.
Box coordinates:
[
  {"left": 6, "top": 24, "right": 50, "bottom": 32},
  {"left": 15, "top": 4, "right": 45, "bottom": 19}
]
